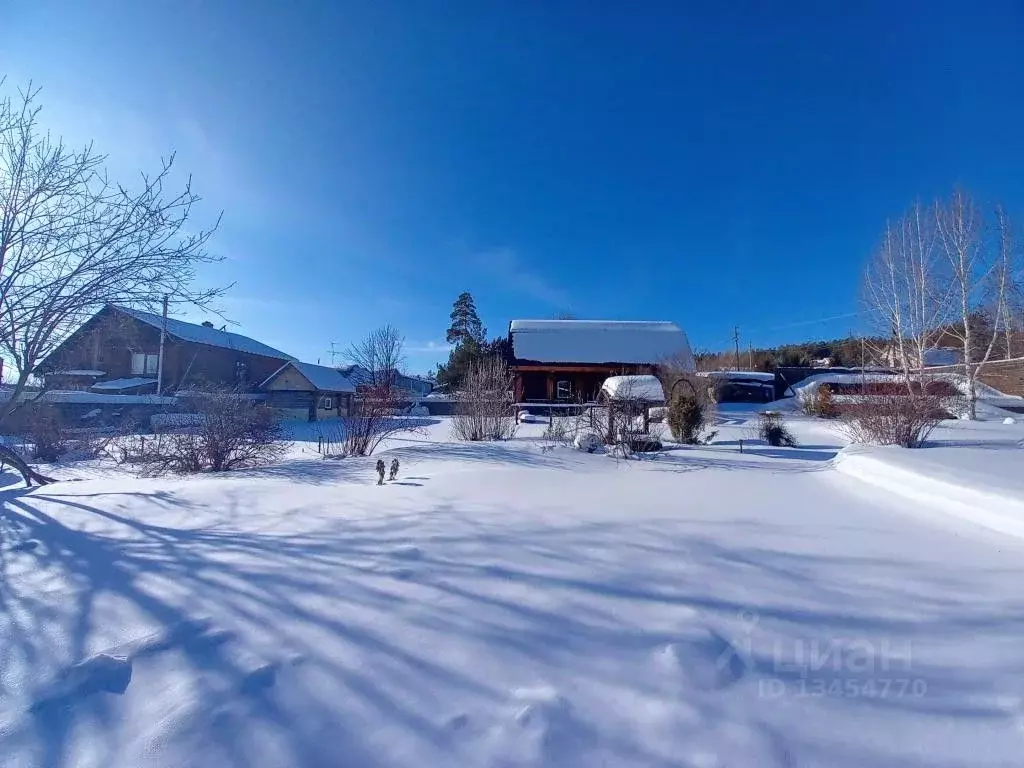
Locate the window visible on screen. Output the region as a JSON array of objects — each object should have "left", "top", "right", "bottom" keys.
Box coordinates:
[
  {"left": 321, "top": 396, "right": 334, "bottom": 410},
  {"left": 131, "top": 353, "right": 159, "bottom": 375},
  {"left": 556, "top": 380, "right": 572, "bottom": 400},
  {"left": 235, "top": 360, "right": 249, "bottom": 383}
]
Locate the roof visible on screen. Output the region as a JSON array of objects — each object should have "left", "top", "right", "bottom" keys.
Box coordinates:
[
  {"left": 91, "top": 377, "right": 157, "bottom": 391},
  {"left": 509, "top": 319, "right": 694, "bottom": 367},
  {"left": 698, "top": 370, "right": 776, "bottom": 382},
  {"left": 114, "top": 306, "right": 295, "bottom": 361},
  {"left": 51, "top": 369, "right": 106, "bottom": 377},
  {"left": 600, "top": 375, "right": 666, "bottom": 402},
  {"left": 261, "top": 361, "right": 355, "bottom": 393},
  {"left": 922, "top": 347, "right": 962, "bottom": 367}
]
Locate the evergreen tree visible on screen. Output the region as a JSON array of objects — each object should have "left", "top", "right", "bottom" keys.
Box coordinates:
[{"left": 446, "top": 291, "right": 486, "bottom": 346}]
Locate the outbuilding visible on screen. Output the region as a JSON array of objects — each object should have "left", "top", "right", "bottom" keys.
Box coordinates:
[
  {"left": 260, "top": 361, "right": 356, "bottom": 421},
  {"left": 508, "top": 319, "right": 693, "bottom": 404}
]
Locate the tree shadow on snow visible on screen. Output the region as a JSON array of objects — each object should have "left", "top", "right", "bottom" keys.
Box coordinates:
[{"left": 3, "top": 487, "right": 1024, "bottom": 766}]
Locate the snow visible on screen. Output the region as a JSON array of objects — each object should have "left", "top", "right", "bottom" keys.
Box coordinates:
[
  {"left": 0, "top": 389, "right": 176, "bottom": 405},
  {"left": 699, "top": 370, "right": 776, "bottom": 382},
  {"left": 115, "top": 306, "right": 295, "bottom": 362},
  {"left": 51, "top": 369, "right": 106, "bottom": 377},
  {"left": 922, "top": 347, "right": 962, "bottom": 366},
  {"left": 509, "top": 319, "right": 694, "bottom": 367},
  {"left": 3, "top": 412, "right": 1024, "bottom": 766},
  {"left": 600, "top": 374, "right": 666, "bottom": 401},
  {"left": 263, "top": 361, "right": 356, "bottom": 392},
  {"left": 90, "top": 377, "right": 157, "bottom": 391}
]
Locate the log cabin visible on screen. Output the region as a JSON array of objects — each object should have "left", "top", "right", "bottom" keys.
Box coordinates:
[
  {"left": 508, "top": 319, "right": 694, "bottom": 404},
  {"left": 260, "top": 361, "right": 356, "bottom": 421},
  {"left": 37, "top": 304, "right": 295, "bottom": 394}
]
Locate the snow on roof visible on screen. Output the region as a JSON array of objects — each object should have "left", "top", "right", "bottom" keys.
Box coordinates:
[
  {"left": 91, "top": 377, "right": 157, "bottom": 391},
  {"left": 922, "top": 347, "right": 962, "bottom": 367},
  {"left": 115, "top": 306, "right": 295, "bottom": 361},
  {"left": 262, "top": 361, "right": 355, "bottom": 393},
  {"left": 0, "top": 389, "right": 176, "bottom": 405},
  {"left": 600, "top": 375, "right": 666, "bottom": 402},
  {"left": 51, "top": 369, "right": 106, "bottom": 377},
  {"left": 698, "top": 370, "right": 775, "bottom": 382},
  {"left": 509, "top": 319, "right": 693, "bottom": 367}
]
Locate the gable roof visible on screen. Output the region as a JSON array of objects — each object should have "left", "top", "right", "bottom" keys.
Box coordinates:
[
  {"left": 509, "top": 319, "right": 694, "bottom": 367},
  {"left": 261, "top": 361, "right": 355, "bottom": 393},
  {"left": 114, "top": 306, "right": 295, "bottom": 361}
]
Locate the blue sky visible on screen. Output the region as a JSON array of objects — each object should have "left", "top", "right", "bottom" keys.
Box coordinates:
[{"left": 2, "top": 1, "right": 1022, "bottom": 373}]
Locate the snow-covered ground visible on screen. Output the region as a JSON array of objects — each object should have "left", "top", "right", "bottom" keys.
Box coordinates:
[{"left": 3, "top": 410, "right": 1024, "bottom": 767}]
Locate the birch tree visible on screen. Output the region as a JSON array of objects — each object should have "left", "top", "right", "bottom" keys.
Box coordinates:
[
  {"left": 863, "top": 201, "right": 945, "bottom": 381},
  {"left": 933, "top": 189, "right": 1010, "bottom": 419}
]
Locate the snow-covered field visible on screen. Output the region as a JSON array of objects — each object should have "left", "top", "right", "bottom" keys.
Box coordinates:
[{"left": 3, "top": 409, "right": 1024, "bottom": 767}]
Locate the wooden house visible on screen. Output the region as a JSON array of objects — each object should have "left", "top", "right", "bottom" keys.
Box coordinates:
[
  {"left": 260, "top": 361, "right": 356, "bottom": 421},
  {"left": 336, "top": 365, "right": 434, "bottom": 398},
  {"left": 509, "top": 319, "right": 693, "bottom": 403},
  {"left": 38, "top": 305, "right": 295, "bottom": 394}
]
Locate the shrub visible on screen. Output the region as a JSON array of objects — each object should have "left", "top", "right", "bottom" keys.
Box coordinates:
[
  {"left": 20, "top": 404, "right": 68, "bottom": 462},
  {"left": 803, "top": 384, "right": 839, "bottom": 418},
  {"left": 117, "top": 392, "right": 285, "bottom": 473},
  {"left": 667, "top": 393, "right": 717, "bottom": 444},
  {"left": 451, "top": 357, "right": 518, "bottom": 441},
  {"left": 757, "top": 411, "right": 798, "bottom": 447},
  {"left": 840, "top": 392, "right": 955, "bottom": 448}
]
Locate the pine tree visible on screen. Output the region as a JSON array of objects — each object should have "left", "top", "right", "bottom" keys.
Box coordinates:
[{"left": 446, "top": 292, "right": 486, "bottom": 346}]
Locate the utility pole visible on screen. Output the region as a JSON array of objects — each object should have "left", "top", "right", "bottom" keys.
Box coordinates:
[
  {"left": 748, "top": 342, "right": 753, "bottom": 370},
  {"left": 733, "top": 326, "right": 741, "bottom": 371},
  {"left": 156, "top": 294, "right": 168, "bottom": 396}
]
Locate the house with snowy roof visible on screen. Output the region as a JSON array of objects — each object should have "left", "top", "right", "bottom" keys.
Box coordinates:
[
  {"left": 508, "top": 319, "right": 694, "bottom": 403},
  {"left": 260, "top": 361, "right": 356, "bottom": 421},
  {"left": 38, "top": 304, "right": 296, "bottom": 394}
]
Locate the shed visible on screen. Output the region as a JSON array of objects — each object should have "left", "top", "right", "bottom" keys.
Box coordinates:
[{"left": 260, "top": 361, "right": 355, "bottom": 421}]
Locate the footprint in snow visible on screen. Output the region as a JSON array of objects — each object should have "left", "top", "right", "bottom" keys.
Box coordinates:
[
  {"left": 654, "top": 625, "right": 751, "bottom": 690},
  {"left": 31, "top": 653, "right": 133, "bottom": 712},
  {"left": 240, "top": 662, "right": 279, "bottom": 694},
  {"left": 389, "top": 544, "right": 423, "bottom": 560}
]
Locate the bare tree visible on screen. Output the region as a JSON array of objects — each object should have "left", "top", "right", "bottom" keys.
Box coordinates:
[
  {"left": 345, "top": 324, "right": 405, "bottom": 389},
  {"left": 0, "top": 82, "right": 224, "bottom": 480},
  {"left": 341, "top": 325, "right": 420, "bottom": 455},
  {"left": 993, "top": 205, "right": 1024, "bottom": 359},
  {"left": 862, "top": 201, "right": 945, "bottom": 381},
  {"left": 934, "top": 189, "right": 1011, "bottom": 419},
  {"left": 862, "top": 189, "right": 1021, "bottom": 419},
  {"left": 451, "top": 356, "right": 517, "bottom": 441}
]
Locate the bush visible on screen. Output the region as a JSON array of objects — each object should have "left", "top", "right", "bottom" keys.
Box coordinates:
[
  {"left": 117, "top": 392, "right": 285, "bottom": 473},
  {"left": 757, "top": 411, "right": 798, "bottom": 447},
  {"left": 840, "top": 392, "right": 955, "bottom": 448},
  {"left": 20, "top": 404, "right": 68, "bottom": 462},
  {"left": 451, "top": 357, "right": 518, "bottom": 441},
  {"left": 803, "top": 384, "right": 839, "bottom": 418},
  {"left": 667, "top": 393, "right": 717, "bottom": 444}
]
